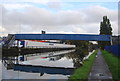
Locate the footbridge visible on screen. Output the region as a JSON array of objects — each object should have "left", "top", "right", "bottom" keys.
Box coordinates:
[
  {"left": 14, "top": 34, "right": 111, "bottom": 41},
  {"left": 3, "top": 34, "right": 111, "bottom": 48}
]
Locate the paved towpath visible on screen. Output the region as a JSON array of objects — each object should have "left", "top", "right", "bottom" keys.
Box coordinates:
[{"left": 88, "top": 49, "right": 113, "bottom": 81}]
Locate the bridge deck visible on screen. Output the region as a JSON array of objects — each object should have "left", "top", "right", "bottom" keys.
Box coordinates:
[{"left": 14, "top": 34, "right": 111, "bottom": 41}]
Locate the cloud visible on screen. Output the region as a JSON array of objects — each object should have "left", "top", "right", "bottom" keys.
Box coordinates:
[
  {"left": 111, "top": 21, "right": 118, "bottom": 35},
  {"left": 0, "top": 26, "right": 6, "bottom": 32},
  {"left": 2, "top": 0, "right": 119, "bottom": 3},
  {"left": 2, "top": 0, "right": 50, "bottom": 5},
  {"left": 82, "top": 6, "right": 118, "bottom": 23},
  {"left": 0, "top": 4, "right": 118, "bottom": 36},
  {"left": 47, "top": 1, "right": 61, "bottom": 10},
  {"left": 3, "top": 3, "right": 33, "bottom": 10}
]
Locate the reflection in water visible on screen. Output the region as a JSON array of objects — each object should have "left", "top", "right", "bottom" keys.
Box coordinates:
[
  {"left": 2, "top": 49, "right": 91, "bottom": 79},
  {"left": 65, "top": 49, "right": 88, "bottom": 68},
  {"left": 14, "top": 64, "right": 74, "bottom": 75},
  {"left": 2, "top": 57, "right": 19, "bottom": 70}
]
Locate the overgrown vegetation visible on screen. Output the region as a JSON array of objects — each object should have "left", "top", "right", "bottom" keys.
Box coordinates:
[
  {"left": 63, "top": 40, "right": 95, "bottom": 53},
  {"left": 68, "top": 50, "right": 97, "bottom": 81},
  {"left": 102, "top": 50, "right": 120, "bottom": 81}
]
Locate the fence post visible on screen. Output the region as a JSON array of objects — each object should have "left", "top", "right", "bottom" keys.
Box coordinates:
[{"left": 110, "top": 36, "right": 113, "bottom": 45}]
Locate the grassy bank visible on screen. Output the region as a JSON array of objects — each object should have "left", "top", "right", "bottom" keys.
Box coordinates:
[
  {"left": 102, "top": 50, "right": 120, "bottom": 81},
  {"left": 68, "top": 50, "right": 97, "bottom": 81}
]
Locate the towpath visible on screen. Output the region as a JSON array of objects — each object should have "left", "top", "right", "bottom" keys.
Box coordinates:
[{"left": 88, "top": 49, "right": 113, "bottom": 81}]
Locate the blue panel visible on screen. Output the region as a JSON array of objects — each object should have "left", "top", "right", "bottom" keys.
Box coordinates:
[
  {"left": 15, "top": 34, "right": 111, "bottom": 41},
  {"left": 105, "top": 44, "right": 120, "bottom": 57}
]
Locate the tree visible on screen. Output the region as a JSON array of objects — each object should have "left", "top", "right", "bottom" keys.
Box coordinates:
[
  {"left": 98, "top": 16, "right": 112, "bottom": 49},
  {"left": 100, "top": 16, "right": 112, "bottom": 35},
  {"left": 65, "top": 40, "right": 89, "bottom": 49}
]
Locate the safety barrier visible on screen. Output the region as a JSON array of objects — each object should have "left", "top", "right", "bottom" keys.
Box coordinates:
[{"left": 105, "top": 44, "right": 120, "bottom": 57}]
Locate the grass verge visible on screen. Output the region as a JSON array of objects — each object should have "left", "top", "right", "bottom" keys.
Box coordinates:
[
  {"left": 102, "top": 50, "right": 120, "bottom": 81},
  {"left": 68, "top": 50, "right": 97, "bottom": 81}
]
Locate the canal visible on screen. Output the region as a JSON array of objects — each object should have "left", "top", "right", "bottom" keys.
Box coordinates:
[{"left": 1, "top": 49, "right": 94, "bottom": 80}]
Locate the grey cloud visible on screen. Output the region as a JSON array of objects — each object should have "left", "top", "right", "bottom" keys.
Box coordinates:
[
  {"left": 1, "top": 5, "right": 118, "bottom": 35},
  {"left": 82, "top": 6, "right": 118, "bottom": 23}
]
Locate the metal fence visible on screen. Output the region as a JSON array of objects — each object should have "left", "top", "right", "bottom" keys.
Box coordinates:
[{"left": 105, "top": 44, "right": 120, "bottom": 57}]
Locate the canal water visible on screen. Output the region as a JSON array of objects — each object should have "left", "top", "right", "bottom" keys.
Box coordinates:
[{"left": 1, "top": 49, "right": 94, "bottom": 80}]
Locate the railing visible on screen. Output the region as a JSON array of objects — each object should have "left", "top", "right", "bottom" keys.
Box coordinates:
[
  {"left": 3, "top": 34, "right": 15, "bottom": 48},
  {"left": 7, "top": 35, "right": 15, "bottom": 48}
]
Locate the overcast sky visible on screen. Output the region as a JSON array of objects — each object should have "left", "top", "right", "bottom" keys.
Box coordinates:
[{"left": 0, "top": 0, "right": 119, "bottom": 36}]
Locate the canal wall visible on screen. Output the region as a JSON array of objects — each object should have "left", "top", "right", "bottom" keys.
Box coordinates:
[{"left": 2, "top": 48, "right": 75, "bottom": 57}]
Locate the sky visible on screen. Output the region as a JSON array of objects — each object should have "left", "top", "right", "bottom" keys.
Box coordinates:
[{"left": 0, "top": 0, "right": 119, "bottom": 36}]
